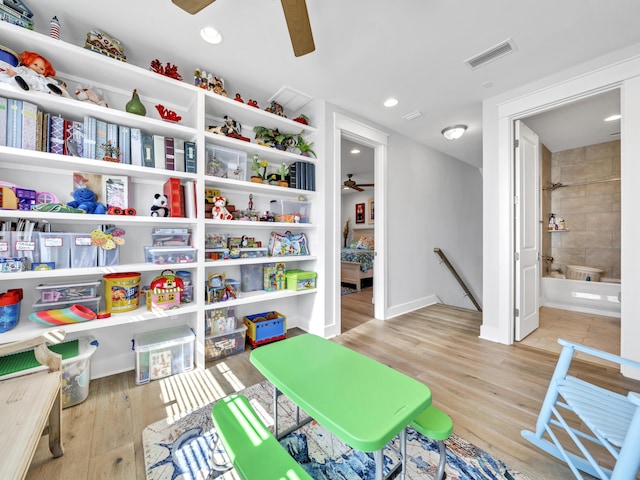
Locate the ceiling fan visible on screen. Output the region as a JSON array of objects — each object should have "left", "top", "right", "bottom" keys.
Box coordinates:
[
  {"left": 172, "top": 0, "right": 315, "bottom": 57},
  {"left": 342, "top": 174, "right": 374, "bottom": 192}
]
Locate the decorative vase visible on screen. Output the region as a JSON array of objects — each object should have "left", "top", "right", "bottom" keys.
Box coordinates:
[
  {"left": 250, "top": 176, "right": 263, "bottom": 184},
  {"left": 103, "top": 156, "right": 120, "bottom": 163},
  {"left": 126, "top": 89, "right": 146, "bottom": 116}
]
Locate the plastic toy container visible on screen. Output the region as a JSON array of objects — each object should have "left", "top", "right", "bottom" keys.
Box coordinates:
[
  {"left": 0, "top": 336, "right": 99, "bottom": 408},
  {"left": 286, "top": 270, "right": 317, "bottom": 290},
  {"left": 32, "top": 295, "right": 102, "bottom": 313},
  {"left": 0, "top": 289, "right": 22, "bottom": 333},
  {"left": 243, "top": 311, "right": 286, "bottom": 347},
  {"left": 269, "top": 200, "right": 310, "bottom": 223},
  {"left": 240, "top": 264, "right": 264, "bottom": 292},
  {"left": 144, "top": 246, "right": 196, "bottom": 264},
  {"left": 103, "top": 272, "right": 140, "bottom": 313},
  {"left": 133, "top": 325, "right": 195, "bottom": 384},
  {"left": 205, "top": 319, "right": 247, "bottom": 362},
  {"left": 36, "top": 280, "right": 101, "bottom": 303}
]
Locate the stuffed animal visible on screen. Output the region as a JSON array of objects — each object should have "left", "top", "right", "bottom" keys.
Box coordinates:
[
  {"left": 150, "top": 193, "right": 169, "bottom": 217},
  {"left": 67, "top": 188, "right": 107, "bottom": 214},
  {"left": 75, "top": 85, "right": 108, "bottom": 107},
  {"left": 207, "top": 115, "right": 241, "bottom": 136},
  {"left": 211, "top": 196, "right": 232, "bottom": 220}
]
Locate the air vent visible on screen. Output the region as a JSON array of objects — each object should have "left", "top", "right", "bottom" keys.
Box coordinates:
[
  {"left": 464, "top": 38, "right": 517, "bottom": 70},
  {"left": 401, "top": 110, "right": 423, "bottom": 121}
]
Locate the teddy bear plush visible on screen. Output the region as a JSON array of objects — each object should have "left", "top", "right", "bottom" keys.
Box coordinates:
[
  {"left": 211, "top": 196, "right": 232, "bottom": 220},
  {"left": 67, "top": 188, "right": 107, "bottom": 214},
  {"left": 150, "top": 193, "right": 169, "bottom": 217}
]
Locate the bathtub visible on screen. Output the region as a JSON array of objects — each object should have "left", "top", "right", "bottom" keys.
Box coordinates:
[{"left": 541, "top": 275, "right": 621, "bottom": 317}]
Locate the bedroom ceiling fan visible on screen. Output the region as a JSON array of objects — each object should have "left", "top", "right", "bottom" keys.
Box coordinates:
[
  {"left": 172, "top": 0, "right": 315, "bottom": 57},
  {"left": 342, "top": 174, "right": 374, "bottom": 192}
]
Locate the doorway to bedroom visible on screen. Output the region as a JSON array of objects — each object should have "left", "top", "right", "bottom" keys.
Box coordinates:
[{"left": 340, "top": 135, "right": 375, "bottom": 332}]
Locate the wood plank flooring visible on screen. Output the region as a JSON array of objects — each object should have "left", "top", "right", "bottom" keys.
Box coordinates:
[{"left": 25, "top": 295, "right": 640, "bottom": 480}]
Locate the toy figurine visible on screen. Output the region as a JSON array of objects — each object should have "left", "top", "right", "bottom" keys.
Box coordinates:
[
  {"left": 0, "top": 50, "right": 65, "bottom": 95},
  {"left": 234, "top": 93, "right": 244, "bottom": 103}
]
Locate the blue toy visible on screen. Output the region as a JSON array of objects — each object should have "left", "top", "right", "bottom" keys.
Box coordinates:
[{"left": 67, "top": 188, "right": 107, "bottom": 214}]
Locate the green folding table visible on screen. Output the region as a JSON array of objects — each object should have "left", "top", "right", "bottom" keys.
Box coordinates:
[{"left": 250, "top": 334, "right": 432, "bottom": 480}]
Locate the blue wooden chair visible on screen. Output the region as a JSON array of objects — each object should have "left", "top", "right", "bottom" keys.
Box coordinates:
[{"left": 522, "top": 338, "right": 640, "bottom": 480}]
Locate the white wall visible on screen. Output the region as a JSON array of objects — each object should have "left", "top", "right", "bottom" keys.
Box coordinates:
[
  {"left": 323, "top": 103, "right": 483, "bottom": 325},
  {"left": 341, "top": 191, "right": 372, "bottom": 246},
  {"left": 482, "top": 42, "right": 640, "bottom": 379}
]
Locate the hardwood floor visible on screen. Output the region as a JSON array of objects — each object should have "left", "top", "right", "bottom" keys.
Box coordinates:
[{"left": 25, "top": 300, "right": 639, "bottom": 480}]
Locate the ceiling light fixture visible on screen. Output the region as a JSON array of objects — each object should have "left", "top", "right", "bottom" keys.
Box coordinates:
[
  {"left": 383, "top": 98, "right": 398, "bottom": 108},
  {"left": 441, "top": 124, "right": 467, "bottom": 140},
  {"left": 604, "top": 114, "right": 621, "bottom": 122},
  {"left": 350, "top": 149, "right": 360, "bottom": 154},
  {"left": 200, "top": 26, "right": 223, "bottom": 45}
]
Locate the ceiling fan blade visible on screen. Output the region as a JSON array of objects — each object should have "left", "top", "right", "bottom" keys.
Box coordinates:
[
  {"left": 352, "top": 185, "right": 364, "bottom": 192},
  {"left": 172, "top": 0, "right": 216, "bottom": 15},
  {"left": 281, "top": 0, "right": 315, "bottom": 57},
  {"left": 357, "top": 184, "right": 374, "bottom": 187}
]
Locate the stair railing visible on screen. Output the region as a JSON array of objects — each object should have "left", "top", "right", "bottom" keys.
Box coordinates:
[{"left": 433, "top": 247, "right": 482, "bottom": 311}]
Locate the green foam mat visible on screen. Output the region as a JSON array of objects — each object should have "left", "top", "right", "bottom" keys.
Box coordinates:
[{"left": 0, "top": 339, "right": 79, "bottom": 376}]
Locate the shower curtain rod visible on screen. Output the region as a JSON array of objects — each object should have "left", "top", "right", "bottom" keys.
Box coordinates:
[{"left": 543, "top": 178, "right": 620, "bottom": 191}]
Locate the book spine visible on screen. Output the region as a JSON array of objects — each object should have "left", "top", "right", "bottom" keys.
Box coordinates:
[
  {"left": 184, "top": 180, "right": 196, "bottom": 218},
  {"left": 82, "top": 116, "right": 96, "bottom": 159},
  {"left": 21, "top": 101, "right": 38, "bottom": 151},
  {"left": 174, "top": 139, "right": 185, "bottom": 172},
  {"left": 7, "top": 99, "right": 21, "bottom": 148},
  {"left": 95, "top": 119, "right": 107, "bottom": 159},
  {"left": 130, "top": 127, "right": 142, "bottom": 166},
  {"left": 107, "top": 123, "right": 119, "bottom": 158},
  {"left": 119, "top": 125, "right": 131, "bottom": 164},
  {"left": 289, "top": 162, "right": 297, "bottom": 189},
  {"left": 43, "top": 112, "right": 51, "bottom": 153},
  {"left": 153, "top": 134, "right": 165, "bottom": 169},
  {"left": 163, "top": 177, "right": 183, "bottom": 217},
  {"left": 141, "top": 134, "right": 155, "bottom": 167},
  {"left": 0, "top": 96, "right": 7, "bottom": 147},
  {"left": 62, "top": 118, "right": 73, "bottom": 155},
  {"left": 164, "top": 136, "right": 175, "bottom": 170},
  {"left": 35, "top": 109, "right": 43, "bottom": 152},
  {"left": 304, "top": 161, "right": 314, "bottom": 191},
  {"left": 49, "top": 115, "right": 65, "bottom": 155},
  {"left": 184, "top": 141, "right": 197, "bottom": 173}
]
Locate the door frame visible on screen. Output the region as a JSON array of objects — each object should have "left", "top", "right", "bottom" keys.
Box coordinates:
[{"left": 333, "top": 114, "right": 388, "bottom": 326}]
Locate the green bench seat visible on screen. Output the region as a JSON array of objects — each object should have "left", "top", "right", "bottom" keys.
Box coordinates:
[
  {"left": 411, "top": 405, "right": 453, "bottom": 480},
  {"left": 211, "top": 394, "right": 313, "bottom": 480}
]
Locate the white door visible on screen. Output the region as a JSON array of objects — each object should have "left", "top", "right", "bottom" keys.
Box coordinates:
[{"left": 514, "top": 120, "right": 540, "bottom": 340}]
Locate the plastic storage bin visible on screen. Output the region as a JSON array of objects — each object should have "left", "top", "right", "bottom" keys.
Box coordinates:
[
  {"left": 32, "top": 295, "right": 101, "bottom": 314},
  {"left": 144, "top": 246, "right": 196, "bottom": 264},
  {"left": 205, "top": 144, "right": 247, "bottom": 180},
  {"left": 133, "top": 325, "right": 195, "bottom": 384},
  {"left": 36, "top": 280, "right": 101, "bottom": 303},
  {"left": 0, "top": 336, "right": 98, "bottom": 408},
  {"left": 243, "top": 311, "right": 286, "bottom": 347},
  {"left": 205, "top": 318, "right": 247, "bottom": 362},
  {"left": 240, "top": 264, "right": 264, "bottom": 292},
  {"left": 152, "top": 228, "right": 192, "bottom": 246},
  {"left": 38, "top": 232, "right": 71, "bottom": 269},
  {"left": 0, "top": 289, "right": 22, "bottom": 333},
  {"left": 269, "top": 200, "right": 310, "bottom": 223},
  {"left": 286, "top": 270, "right": 317, "bottom": 290}
]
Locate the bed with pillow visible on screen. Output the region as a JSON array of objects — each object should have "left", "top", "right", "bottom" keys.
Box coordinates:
[{"left": 341, "top": 229, "right": 374, "bottom": 291}]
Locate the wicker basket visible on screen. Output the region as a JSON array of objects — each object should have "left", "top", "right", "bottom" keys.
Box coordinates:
[{"left": 565, "top": 265, "right": 603, "bottom": 282}]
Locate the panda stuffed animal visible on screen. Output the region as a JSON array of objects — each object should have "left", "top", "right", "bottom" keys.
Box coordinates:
[{"left": 150, "top": 193, "right": 169, "bottom": 217}]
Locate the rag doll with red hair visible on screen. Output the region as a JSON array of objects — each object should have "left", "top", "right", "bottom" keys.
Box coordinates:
[{"left": 0, "top": 50, "right": 66, "bottom": 95}]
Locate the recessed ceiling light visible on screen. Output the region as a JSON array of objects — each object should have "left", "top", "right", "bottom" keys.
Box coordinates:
[
  {"left": 350, "top": 149, "right": 360, "bottom": 154},
  {"left": 604, "top": 114, "right": 621, "bottom": 122},
  {"left": 383, "top": 98, "right": 398, "bottom": 108},
  {"left": 200, "top": 26, "right": 223, "bottom": 44},
  {"left": 441, "top": 124, "right": 467, "bottom": 140}
]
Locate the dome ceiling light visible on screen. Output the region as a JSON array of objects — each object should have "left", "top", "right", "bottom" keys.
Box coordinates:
[{"left": 441, "top": 124, "right": 467, "bottom": 140}]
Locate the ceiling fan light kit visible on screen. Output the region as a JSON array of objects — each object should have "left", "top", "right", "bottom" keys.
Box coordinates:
[
  {"left": 342, "top": 174, "right": 374, "bottom": 192},
  {"left": 173, "top": 0, "right": 315, "bottom": 57},
  {"left": 441, "top": 124, "right": 467, "bottom": 140}
]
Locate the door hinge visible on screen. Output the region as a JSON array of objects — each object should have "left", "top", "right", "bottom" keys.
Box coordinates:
[
  {"left": 514, "top": 139, "right": 519, "bottom": 148},
  {"left": 515, "top": 252, "right": 520, "bottom": 261},
  {"left": 515, "top": 308, "right": 520, "bottom": 317},
  {"left": 514, "top": 195, "right": 519, "bottom": 205}
]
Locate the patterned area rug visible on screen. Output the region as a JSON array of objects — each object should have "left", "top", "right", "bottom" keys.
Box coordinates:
[
  {"left": 341, "top": 286, "right": 359, "bottom": 295},
  {"left": 143, "top": 381, "right": 529, "bottom": 480}
]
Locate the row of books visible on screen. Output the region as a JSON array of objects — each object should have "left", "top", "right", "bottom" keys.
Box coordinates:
[
  {"left": 0, "top": 97, "right": 197, "bottom": 173},
  {"left": 289, "top": 160, "right": 315, "bottom": 191},
  {"left": 0, "top": 0, "right": 34, "bottom": 30}
]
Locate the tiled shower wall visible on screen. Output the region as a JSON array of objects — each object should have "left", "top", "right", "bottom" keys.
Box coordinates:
[{"left": 543, "top": 140, "right": 621, "bottom": 279}]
